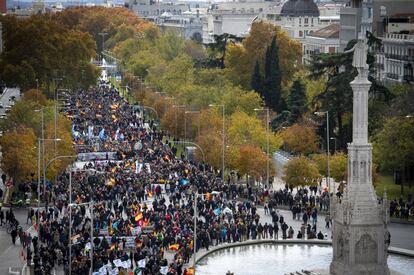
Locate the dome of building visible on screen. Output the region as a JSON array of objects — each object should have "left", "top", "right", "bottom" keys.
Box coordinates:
[
  {"left": 280, "top": 0, "right": 298, "bottom": 17},
  {"left": 281, "top": 0, "right": 320, "bottom": 17}
]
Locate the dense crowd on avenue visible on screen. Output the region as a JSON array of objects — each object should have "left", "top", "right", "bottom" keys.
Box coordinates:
[{"left": 6, "top": 84, "right": 328, "bottom": 275}]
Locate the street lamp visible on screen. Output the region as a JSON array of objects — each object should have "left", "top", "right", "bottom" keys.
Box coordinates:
[
  {"left": 255, "top": 108, "right": 270, "bottom": 189},
  {"left": 185, "top": 110, "right": 200, "bottom": 141},
  {"left": 315, "top": 111, "right": 331, "bottom": 195},
  {"left": 174, "top": 141, "right": 206, "bottom": 172},
  {"left": 142, "top": 106, "right": 159, "bottom": 120},
  {"left": 36, "top": 138, "right": 61, "bottom": 228},
  {"left": 209, "top": 104, "right": 225, "bottom": 182},
  {"left": 173, "top": 105, "right": 186, "bottom": 137}
]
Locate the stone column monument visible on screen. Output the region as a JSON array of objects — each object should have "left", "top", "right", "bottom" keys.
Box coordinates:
[{"left": 329, "top": 39, "right": 390, "bottom": 275}]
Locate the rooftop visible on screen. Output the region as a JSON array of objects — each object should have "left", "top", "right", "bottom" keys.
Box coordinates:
[{"left": 308, "top": 23, "right": 340, "bottom": 39}]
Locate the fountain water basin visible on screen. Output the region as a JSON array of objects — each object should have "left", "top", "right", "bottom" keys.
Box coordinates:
[{"left": 196, "top": 244, "right": 413, "bottom": 275}]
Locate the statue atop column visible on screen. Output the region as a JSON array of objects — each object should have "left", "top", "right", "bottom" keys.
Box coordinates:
[{"left": 344, "top": 39, "right": 369, "bottom": 79}]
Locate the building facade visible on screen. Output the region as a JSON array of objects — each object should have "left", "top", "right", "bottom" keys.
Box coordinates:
[
  {"left": 302, "top": 24, "right": 340, "bottom": 64},
  {"left": 202, "top": 0, "right": 274, "bottom": 44},
  {"left": 279, "top": 0, "right": 321, "bottom": 41},
  {"left": 129, "top": 0, "right": 189, "bottom": 19},
  {"left": 376, "top": 33, "right": 414, "bottom": 84},
  {"left": 339, "top": 0, "right": 414, "bottom": 51},
  {"left": 155, "top": 11, "right": 203, "bottom": 42}
]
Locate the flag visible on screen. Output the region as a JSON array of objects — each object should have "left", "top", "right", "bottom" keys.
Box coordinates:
[
  {"left": 134, "top": 212, "right": 143, "bottom": 222},
  {"left": 88, "top": 125, "right": 94, "bottom": 139},
  {"left": 138, "top": 259, "right": 146, "bottom": 268},
  {"left": 160, "top": 266, "right": 168, "bottom": 275},
  {"left": 169, "top": 244, "right": 179, "bottom": 251},
  {"left": 99, "top": 128, "right": 106, "bottom": 141},
  {"left": 135, "top": 161, "right": 143, "bottom": 174},
  {"left": 213, "top": 208, "right": 221, "bottom": 216},
  {"left": 112, "top": 220, "right": 120, "bottom": 231},
  {"left": 179, "top": 179, "right": 189, "bottom": 186}
]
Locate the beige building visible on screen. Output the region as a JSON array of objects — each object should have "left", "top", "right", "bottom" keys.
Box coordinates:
[
  {"left": 302, "top": 24, "right": 340, "bottom": 64},
  {"left": 202, "top": 0, "right": 275, "bottom": 44}
]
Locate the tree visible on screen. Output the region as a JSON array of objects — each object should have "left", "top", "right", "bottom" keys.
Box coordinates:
[
  {"left": 221, "top": 86, "right": 263, "bottom": 116},
  {"left": 225, "top": 22, "right": 301, "bottom": 90},
  {"left": 0, "top": 127, "right": 37, "bottom": 183},
  {"left": 251, "top": 60, "right": 263, "bottom": 98},
  {"left": 287, "top": 79, "right": 307, "bottom": 122},
  {"left": 263, "top": 36, "right": 282, "bottom": 112},
  {"left": 22, "top": 89, "right": 48, "bottom": 107},
  {"left": 373, "top": 117, "right": 414, "bottom": 175},
  {"left": 0, "top": 14, "right": 98, "bottom": 91},
  {"left": 206, "top": 33, "right": 243, "bottom": 69},
  {"left": 283, "top": 157, "right": 320, "bottom": 188},
  {"left": 281, "top": 123, "right": 319, "bottom": 155},
  {"left": 43, "top": 117, "right": 75, "bottom": 179},
  {"left": 234, "top": 145, "right": 274, "bottom": 180},
  {"left": 227, "top": 111, "right": 282, "bottom": 153},
  {"left": 311, "top": 153, "right": 347, "bottom": 183}
]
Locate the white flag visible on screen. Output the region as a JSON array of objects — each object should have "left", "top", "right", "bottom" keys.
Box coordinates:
[{"left": 138, "top": 259, "right": 146, "bottom": 268}]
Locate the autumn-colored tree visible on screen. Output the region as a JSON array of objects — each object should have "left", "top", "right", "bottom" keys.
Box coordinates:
[
  {"left": 0, "top": 127, "right": 37, "bottom": 183},
  {"left": 22, "top": 89, "right": 48, "bottom": 107},
  {"left": 193, "top": 134, "right": 223, "bottom": 169},
  {"left": 225, "top": 21, "right": 302, "bottom": 90},
  {"left": 235, "top": 145, "right": 273, "bottom": 180},
  {"left": 227, "top": 111, "right": 282, "bottom": 152},
  {"left": 281, "top": 123, "right": 319, "bottom": 155},
  {"left": 0, "top": 14, "right": 98, "bottom": 91},
  {"left": 160, "top": 105, "right": 185, "bottom": 138},
  {"left": 43, "top": 117, "right": 75, "bottom": 179},
  {"left": 283, "top": 157, "right": 321, "bottom": 188},
  {"left": 311, "top": 153, "right": 348, "bottom": 183}
]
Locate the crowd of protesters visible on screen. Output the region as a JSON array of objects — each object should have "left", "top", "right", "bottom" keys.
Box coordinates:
[
  {"left": 17, "top": 83, "right": 327, "bottom": 275},
  {"left": 389, "top": 198, "right": 414, "bottom": 219}
]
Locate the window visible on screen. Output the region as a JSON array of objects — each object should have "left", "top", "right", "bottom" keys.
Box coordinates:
[
  {"left": 299, "top": 18, "right": 302, "bottom": 25},
  {"left": 329, "top": 47, "right": 336, "bottom": 54},
  {"left": 304, "top": 18, "right": 309, "bottom": 25},
  {"left": 299, "top": 30, "right": 303, "bottom": 37}
]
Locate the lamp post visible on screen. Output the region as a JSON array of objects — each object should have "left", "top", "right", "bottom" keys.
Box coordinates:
[
  {"left": 184, "top": 110, "right": 200, "bottom": 141},
  {"left": 209, "top": 104, "right": 225, "bottom": 182},
  {"left": 142, "top": 106, "right": 159, "bottom": 120},
  {"left": 36, "top": 138, "right": 61, "bottom": 226},
  {"left": 173, "top": 105, "right": 186, "bottom": 138},
  {"left": 315, "top": 111, "right": 331, "bottom": 195},
  {"left": 174, "top": 141, "right": 206, "bottom": 172},
  {"left": 255, "top": 108, "right": 270, "bottom": 189}
]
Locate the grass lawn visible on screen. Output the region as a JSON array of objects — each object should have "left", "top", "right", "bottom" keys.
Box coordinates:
[{"left": 375, "top": 174, "right": 414, "bottom": 201}]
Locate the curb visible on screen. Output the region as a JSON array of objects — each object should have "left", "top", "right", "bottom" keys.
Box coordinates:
[{"left": 193, "top": 239, "right": 414, "bottom": 265}]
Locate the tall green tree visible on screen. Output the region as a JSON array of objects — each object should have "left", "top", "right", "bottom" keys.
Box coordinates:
[
  {"left": 287, "top": 79, "right": 307, "bottom": 122},
  {"left": 251, "top": 60, "right": 263, "bottom": 98},
  {"left": 263, "top": 36, "right": 282, "bottom": 112}
]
